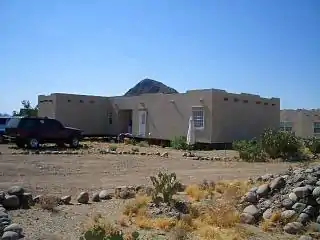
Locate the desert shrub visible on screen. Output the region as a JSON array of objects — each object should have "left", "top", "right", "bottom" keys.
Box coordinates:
[
  {"left": 123, "top": 195, "right": 150, "bottom": 216},
  {"left": 80, "top": 214, "right": 140, "bottom": 240},
  {"left": 232, "top": 140, "right": 266, "bottom": 162},
  {"left": 131, "top": 147, "right": 139, "bottom": 153},
  {"left": 37, "top": 195, "right": 60, "bottom": 211},
  {"left": 170, "top": 136, "right": 189, "bottom": 150},
  {"left": 150, "top": 171, "right": 182, "bottom": 203},
  {"left": 109, "top": 145, "right": 117, "bottom": 151},
  {"left": 305, "top": 137, "right": 320, "bottom": 157},
  {"left": 138, "top": 141, "right": 148, "bottom": 147},
  {"left": 261, "top": 129, "right": 302, "bottom": 159}
]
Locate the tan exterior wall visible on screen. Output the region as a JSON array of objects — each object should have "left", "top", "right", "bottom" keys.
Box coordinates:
[
  {"left": 38, "top": 89, "right": 280, "bottom": 143},
  {"left": 211, "top": 90, "right": 280, "bottom": 142},
  {"left": 281, "top": 109, "right": 320, "bottom": 138}
]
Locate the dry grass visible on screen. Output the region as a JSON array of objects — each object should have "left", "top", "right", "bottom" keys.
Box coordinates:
[
  {"left": 185, "top": 184, "right": 208, "bottom": 201},
  {"left": 83, "top": 213, "right": 120, "bottom": 236},
  {"left": 260, "top": 211, "right": 296, "bottom": 232},
  {"left": 37, "top": 195, "right": 60, "bottom": 211},
  {"left": 123, "top": 195, "right": 151, "bottom": 217}
]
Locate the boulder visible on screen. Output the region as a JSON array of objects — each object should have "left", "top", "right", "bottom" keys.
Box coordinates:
[
  {"left": 240, "top": 213, "right": 255, "bottom": 224},
  {"left": 1, "top": 231, "right": 19, "bottom": 240},
  {"left": 280, "top": 210, "right": 296, "bottom": 221},
  {"left": 3, "top": 223, "right": 23, "bottom": 235},
  {"left": 283, "top": 222, "right": 304, "bottom": 234},
  {"left": 92, "top": 193, "right": 100, "bottom": 202},
  {"left": 77, "top": 192, "right": 89, "bottom": 204},
  {"left": 243, "top": 205, "right": 260, "bottom": 218},
  {"left": 256, "top": 184, "right": 270, "bottom": 197},
  {"left": 7, "top": 186, "right": 24, "bottom": 196},
  {"left": 293, "top": 187, "right": 311, "bottom": 198},
  {"left": 99, "top": 190, "right": 112, "bottom": 200},
  {"left": 3, "top": 195, "right": 20, "bottom": 210},
  {"left": 269, "top": 177, "right": 286, "bottom": 191},
  {"left": 60, "top": 195, "right": 72, "bottom": 204}
]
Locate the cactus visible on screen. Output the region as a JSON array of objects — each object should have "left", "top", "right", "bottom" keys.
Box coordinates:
[{"left": 150, "top": 171, "right": 181, "bottom": 203}]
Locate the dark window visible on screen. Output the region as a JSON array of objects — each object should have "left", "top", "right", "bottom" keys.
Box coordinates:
[
  {"left": 20, "top": 119, "right": 41, "bottom": 129},
  {"left": 224, "top": 97, "right": 228, "bottom": 101},
  {"left": 108, "top": 113, "right": 112, "bottom": 125},
  {"left": 89, "top": 100, "right": 95, "bottom": 104},
  {"left": 68, "top": 100, "right": 71, "bottom": 102},
  {"left": 6, "top": 118, "right": 21, "bottom": 128},
  {"left": 0, "top": 118, "right": 9, "bottom": 125},
  {"left": 243, "top": 100, "right": 248, "bottom": 103},
  {"left": 256, "top": 101, "right": 261, "bottom": 104},
  {"left": 234, "top": 98, "right": 239, "bottom": 102},
  {"left": 43, "top": 119, "right": 63, "bottom": 130},
  {"left": 272, "top": 103, "right": 276, "bottom": 106},
  {"left": 80, "top": 100, "right": 84, "bottom": 103},
  {"left": 264, "top": 102, "right": 268, "bottom": 106}
]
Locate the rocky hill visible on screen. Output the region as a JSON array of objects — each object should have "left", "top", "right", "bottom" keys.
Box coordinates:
[{"left": 124, "top": 78, "right": 178, "bottom": 96}]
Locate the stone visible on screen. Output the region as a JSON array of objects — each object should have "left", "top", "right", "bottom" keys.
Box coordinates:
[
  {"left": 293, "top": 187, "right": 311, "bottom": 198},
  {"left": 299, "top": 235, "right": 313, "bottom": 240},
  {"left": 245, "top": 191, "right": 257, "bottom": 203},
  {"left": 1, "top": 231, "right": 19, "bottom": 240},
  {"left": 292, "top": 202, "right": 307, "bottom": 214},
  {"left": 269, "top": 177, "right": 286, "bottom": 191},
  {"left": 259, "top": 199, "right": 272, "bottom": 210},
  {"left": 77, "top": 192, "right": 89, "bottom": 204},
  {"left": 99, "top": 190, "right": 112, "bottom": 200},
  {"left": 92, "top": 193, "right": 100, "bottom": 202},
  {"left": 282, "top": 198, "right": 294, "bottom": 209},
  {"left": 283, "top": 222, "right": 304, "bottom": 234},
  {"left": 281, "top": 210, "right": 296, "bottom": 221},
  {"left": 7, "top": 186, "right": 24, "bottom": 196},
  {"left": 263, "top": 208, "right": 273, "bottom": 220},
  {"left": 60, "top": 195, "right": 71, "bottom": 204},
  {"left": 261, "top": 174, "right": 273, "bottom": 181},
  {"left": 312, "top": 187, "right": 320, "bottom": 198},
  {"left": 243, "top": 205, "right": 260, "bottom": 218},
  {"left": 240, "top": 213, "right": 255, "bottom": 224},
  {"left": 161, "top": 152, "right": 168, "bottom": 157},
  {"left": 289, "top": 192, "right": 298, "bottom": 202},
  {"left": 33, "top": 195, "right": 42, "bottom": 203},
  {"left": 3, "top": 195, "right": 20, "bottom": 210},
  {"left": 21, "top": 192, "right": 34, "bottom": 209},
  {"left": 303, "top": 205, "right": 316, "bottom": 217},
  {"left": 256, "top": 184, "right": 270, "bottom": 197},
  {"left": 298, "top": 213, "right": 310, "bottom": 225},
  {"left": 309, "top": 223, "right": 320, "bottom": 232},
  {"left": 3, "top": 223, "right": 23, "bottom": 235},
  {"left": 0, "top": 191, "right": 5, "bottom": 203}
]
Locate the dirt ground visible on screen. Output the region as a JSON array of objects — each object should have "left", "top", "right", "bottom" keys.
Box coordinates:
[{"left": 0, "top": 142, "right": 304, "bottom": 240}]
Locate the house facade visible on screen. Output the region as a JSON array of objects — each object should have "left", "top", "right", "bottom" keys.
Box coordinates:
[
  {"left": 38, "top": 89, "right": 280, "bottom": 143},
  {"left": 280, "top": 109, "right": 320, "bottom": 138}
]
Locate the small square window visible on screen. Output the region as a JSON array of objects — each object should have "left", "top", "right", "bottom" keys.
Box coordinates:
[
  {"left": 264, "top": 102, "right": 268, "bottom": 106},
  {"left": 89, "top": 100, "right": 95, "bottom": 104},
  {"left": 272, "top": 103, "right": 276, "bottom": 106},
  {"left": 68, "top": 100, "right": 71, "bottom": 103},
  {"left": 108, "top": 112, "right": 112, "bottom": 125},
  {"left": 80, "top": 100, "right": 84, "bottom": 103},
  {"left": 256, "top": 101, "right": 261, "bottom": 105},
  {"left": 223, "top": 97, "right": 228, "bottom": 101},
  {"left": 234, "top": 98, "right": 239, "bottom": 102},
  {"left": 243, "top": 100, "right": 248, "bottom": 103}
]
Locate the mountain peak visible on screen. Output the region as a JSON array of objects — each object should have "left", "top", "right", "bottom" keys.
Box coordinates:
[{"left": 124, "top": 79, "right": 178, "bottom": 96}]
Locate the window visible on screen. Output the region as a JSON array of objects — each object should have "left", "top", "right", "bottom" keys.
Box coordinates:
[
  {"left": 272, "top": 103, "right": 276, "bottom": 106},
  {"left": 243, "top": 100, "right": 248, "bottom": 103},
  {"left": 223, "top": 97, "right": 228, "bottom": 101},
  {"left": 80, "top": 100, "right": 84, "bottom": 103},
  {"left": 256, "top": 101, "right": 261, "bottom": 105},
  {"left": 264, "top": 102, "right": 268, "bottom": 106},
  {"left": 314, "top": 122, "right": 320, "bottom": 135},
  {"left": 234, "top": 98, "right": 239, "bottom": 102},
  {"left": 68, "top": 100, "right": 71, "bottom": 103},
  {"left": 192, "top": 107, "right": 204, "bottom": 129},
  {"left": 0, "top": 118, "right": 9, "bottom": 125},
  {"left": 280, "top": 121, "right": 293, "bottom": 132},
  {"left": 89, "top": 100, "right": 95, "bottom": 104},
  {"left": 108, "top": 112, "right": 112, "bottom": 125},
  {"left": 43, "top": 119, "right": 63, "bottom": 130}
]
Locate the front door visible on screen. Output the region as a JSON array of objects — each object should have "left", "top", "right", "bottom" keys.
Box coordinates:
[{"left": 138, "top": 110, "right": 147, "bottom": 137}]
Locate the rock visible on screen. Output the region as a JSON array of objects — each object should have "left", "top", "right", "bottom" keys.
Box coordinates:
[
  {"left": 99, "top": 190, "right": 112, "bottom": 200},
  {"left": 161, "top": 152, "right": 168, "bottom": 157},
  {"left": 259, "top": 200, "right": 272, "bottom": 210},
  {"left": 256, "top": 184, "right": 270, "bottom": 197},
  {"left": 312, "top": 187, "right": 320, "bottom": 198},
  {"left": 1, "top": 231, "right": 19, "bottom": 240},
  {"left": 243, "top": 205, "right": 260, "bottom": 218},
  {"left": 269, "top": 177, "right": 286, "bottom": 191},
  {"left": 309, "top": 223, "right": 320, "bottom": 233},
  {"left": 7, "top": 186, "right": 24, "bottom": 196},
  {"left": 92, "top": 193, "right": 100, "bottom": 202},
  {"left": 303, "top": 205, "right": 316, "bottom": 217},
  {"left": 263, "top": 208, "right": 273, "bottom": 220},
  {"left": 3, "top": 195, "right": 20, "bottom": 210},
  {"left": 292, "top": 202, "right": 307, "bottom": 213},
  {"left": 298, "top": 213, "right": 311, "bottom": 225},
  {"left": 293, "top": 187, "right": 311, "bottom": 198},
  {"left": 21, "top": 192, "right": 34, "bottom": 209},
  {"left": 281, "top": 210, "right": 296, "bottom": 221},
  {"left": 283, "top": 222, "right": 304, "bottom": 234},
  {"left": 245, "top": 191, "right": 257, "bottom": 203},
  {"left": 282, "top": 198, "right": 294, "bottom": 209},
  {"left": 0, "top": 191, "right": 5, "bottom": 203},
  {"left": 261, "top": 174, "right": 273, "bottom": 181},
  {"left": 60, "top": 195, "right": 71, "bottom": 204},
  {"left": 289, "top": 192, "right": 298, "bottom": 202},
  {"left": 240, "top": 213, "right": 255, "bottom": 224},
  {"left": 299, "top": 235, "right": 313, "bottom": 240},
  {"left": 33, "top": 195, "right": 42, "bottom": 204},
  {"left": 3, "top": 223, "right": 23, "bottom": 235},
  {"left": 77, "top": 192, "right": 89, "bottom": 204}
]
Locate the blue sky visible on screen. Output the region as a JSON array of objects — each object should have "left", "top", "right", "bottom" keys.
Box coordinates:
[{"left": 1, "top": 0, "right": 319, "bottom": 114}]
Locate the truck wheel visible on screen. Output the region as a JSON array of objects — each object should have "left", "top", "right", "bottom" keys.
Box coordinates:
[
  {"left": 69, "top": 137, "right": 79, "bottom": 148},
  {"left": 28, "top": 138, "right": 39, "bottom": 149}
]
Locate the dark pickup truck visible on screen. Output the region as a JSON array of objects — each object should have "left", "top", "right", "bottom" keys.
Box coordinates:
[{"left": 4, "top": 117, "right": 83, "bottom": 149}]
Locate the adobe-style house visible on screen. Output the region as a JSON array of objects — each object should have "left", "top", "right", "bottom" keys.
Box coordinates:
[
  {"left": 38, "top": 88, "right": 280, "bottom": 143},
  {"left": 280, "top": 109, "right": 320, "bottom": 138}
]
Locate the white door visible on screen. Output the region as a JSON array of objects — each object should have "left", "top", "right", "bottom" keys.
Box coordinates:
[{"left": 138, "top": 110, "right": 147, "bottom": 137}]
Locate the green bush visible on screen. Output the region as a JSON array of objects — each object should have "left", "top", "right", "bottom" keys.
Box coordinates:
[
  {"left": 261, "top": 129, "right": 302, "bottom": 159},
  {"left": 138, "top": 141, "right": 149, "bottom": 147},
  {"left": 170, "top": 136, "right": 190, "bottom": 150},
  {"left": 233, "top": 140, "right": 266, "bottom": 162},
  {"left": 150, "top": 171, "right": 182, "bottom": 203},
  {"left": 305, "top": 137, "right": 320, "bottom": 157}
]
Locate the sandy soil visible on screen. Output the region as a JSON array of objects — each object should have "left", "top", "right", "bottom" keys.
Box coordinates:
[{"left": 0, "top": 143, "right": 302, "bottom": 239}]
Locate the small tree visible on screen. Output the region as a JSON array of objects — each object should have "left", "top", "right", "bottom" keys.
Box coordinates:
[{"left": 13, "top": 100, "right": 38, "bottom": 117}]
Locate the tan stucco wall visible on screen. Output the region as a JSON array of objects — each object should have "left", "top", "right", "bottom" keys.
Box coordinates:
[
  {"left": 281, "top": 109, "right": 320, "bottom": 138},
  {"left": 38, "top": 95, "right": 57, "bottom": 118}
]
